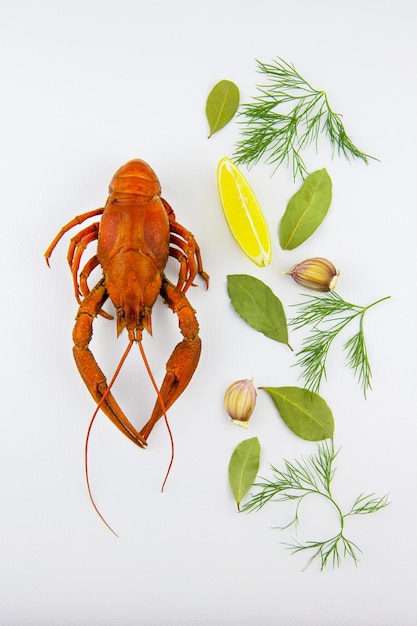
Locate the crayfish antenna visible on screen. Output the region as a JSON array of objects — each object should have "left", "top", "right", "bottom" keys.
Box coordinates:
[
  {"left": 85, "top": 406, "right": 119, "bottom": 538},
  {"left": 84, "top": 340, "right": 134, "bottom": 537},
  {"left": 84, "top": 338, "right": 175, "bottom": 535},
  {"left": 137, "top": 340, "right": 174, "bottom": 492}
]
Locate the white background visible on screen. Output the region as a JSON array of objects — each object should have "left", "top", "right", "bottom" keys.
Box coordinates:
[{"left": 1, "top": 1, "right": 416, "bottom": 624}]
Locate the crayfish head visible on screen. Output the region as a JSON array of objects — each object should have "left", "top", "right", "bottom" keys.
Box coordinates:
[
  {"left": 116, "top": 305, "right": 152, "bottom": 341},
  {"left": 108, "top": 254, "right": 163, "bottom": 341},
  {"left": 115, "top": 283, "right": 159, "bottom": 340},
  {"left": 109, "top": 159, "right": 161, "bottom": 198}
]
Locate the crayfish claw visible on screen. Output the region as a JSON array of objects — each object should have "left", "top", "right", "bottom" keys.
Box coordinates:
[
  {"left": 140, "top": 278, "right": 201, "bottom": 442},
  {"left": 73, "top": 280, "right": 147, "bottom": 449}
]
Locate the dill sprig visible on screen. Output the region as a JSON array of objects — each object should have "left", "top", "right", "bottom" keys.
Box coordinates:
[
  {"left": 289, "top": 291, "right": 391, "bottom": 397},
  {"left": 242, "top": 440, "right": 389, "bottom": 571},
  {"left": 234, "top": 57, "right": 377, "bottom": 180}
]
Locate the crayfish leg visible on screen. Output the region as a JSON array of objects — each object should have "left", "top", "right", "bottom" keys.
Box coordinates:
[
  {"left": 79, "top": 255, "right": 113, "bottom": 320},
  {"left": 67, "top": 222, "right": 100, "bottom": 302},
  {"left": 162, "top": 198, "right": 209, "bottom": 292},
  {"left": 73, "top": 279, "right": 147, "bottom": 448},
  {"left": 44, "top": 207, "right": 104, "bottom": 266}
]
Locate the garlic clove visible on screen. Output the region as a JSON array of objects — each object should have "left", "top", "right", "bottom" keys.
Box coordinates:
[
  {"left": 286, "top": 257, "right": 339, "bottom": 292},
  {"left": 224, "top": 379, "right": 257, "bottom": 428}
]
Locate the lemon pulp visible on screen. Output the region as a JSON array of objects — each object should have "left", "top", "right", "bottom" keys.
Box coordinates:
[{"left": 217, "top": 157, "right": 271, "bottom": 266}]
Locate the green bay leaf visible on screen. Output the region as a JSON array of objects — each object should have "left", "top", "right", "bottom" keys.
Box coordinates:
[
  {"left": 228, "top": 437, "right": 261, "bottom": 510},
  {"left": 279, "top": 169, "right": 332, "bottom": 250},
  {"left": 206, "top": 80, "right": 240, "bottom": 138},
  {"left": 227, "top": 274, "right": 291, "bottom": 349},
  {"left": 260, "top": 386, "right": 334, "bottom": 441}
]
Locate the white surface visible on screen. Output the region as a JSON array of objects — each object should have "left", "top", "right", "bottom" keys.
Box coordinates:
[{"left": 1, "top": 1, "right": 416, "bottom": 624}]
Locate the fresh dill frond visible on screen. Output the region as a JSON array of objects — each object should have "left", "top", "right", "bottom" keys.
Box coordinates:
[
  {"left": 286, "top": 533, "right": 362, "bottom": 571},
  {"left": 289, "top": 291, "right": 391, "bottom": 397},
  {"left": 242, "top": 440, "right": 389, "bottom": 571},
  {"left": 234, "top": 57, "right": 377, "bottom": 180},
  {"left": 346, "top": 492, "right": 390, "bottom": 516},
  {"left": 243, "top": 440, "right": 337, "bottom": 516}
]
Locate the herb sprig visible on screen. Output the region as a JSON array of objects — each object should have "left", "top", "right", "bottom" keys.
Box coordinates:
[
  {"left": 290, "top": 291, "right": 391, "bottom": 397},
  {"left": 234, "top": 57, "right": 376, "bottom": 180},
  {"left": 242, "top": 440, "right": 389, "bottom": 570}
]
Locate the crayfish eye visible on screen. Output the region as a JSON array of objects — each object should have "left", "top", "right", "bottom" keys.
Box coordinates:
[{"left": 116, "top": 308, "right": 128, "bottom": 337}]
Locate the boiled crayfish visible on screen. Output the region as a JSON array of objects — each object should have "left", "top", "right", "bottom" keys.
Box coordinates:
[{"left": 45, "top": 159, "right": 208, "bottom": 524}]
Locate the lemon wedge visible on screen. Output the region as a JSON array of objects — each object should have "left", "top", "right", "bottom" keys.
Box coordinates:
[{"left": 217, "top": 157, "right": 271, "bottom": 266}]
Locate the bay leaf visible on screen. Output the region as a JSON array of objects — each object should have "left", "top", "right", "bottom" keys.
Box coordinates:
[
  {"left": 228, "top": 437, "right": 261, "bottom": 510},
  {"left": 260, "top": 386, "right": 334, "bottom": 441},
  {"left": 279, "top": 169, "right": 332, "bottom": 250},
  {"left": 227, "top": 274, "right": 291, "bottom": 349},
  {"left": 206, "top": 80, "right": 240, "bottom": 138}
]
